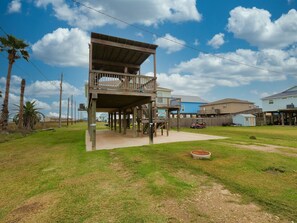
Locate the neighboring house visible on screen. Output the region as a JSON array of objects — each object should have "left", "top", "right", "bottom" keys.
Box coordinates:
[
  {"left": 261, "top": 86, "right": 297, "bottom": 125},
  {"left": 200, "top": 98, "right": 256, "bottom": 116},
  {"left": 172, "top": 95, "right": 208, "bottom": 117},
  {"left": 233, "top": 114, "right": 256, "bottom": 127},
  {"left": 262, "top": 86, "right": 297, "bottom": 112},
  {"left": 156, "top": 87, "right": 181, "bottom": 118}
]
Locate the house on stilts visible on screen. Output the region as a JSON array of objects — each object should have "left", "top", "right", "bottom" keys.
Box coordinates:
[{"left": 87, "top": 32, "right": 180, "bottom": 150}]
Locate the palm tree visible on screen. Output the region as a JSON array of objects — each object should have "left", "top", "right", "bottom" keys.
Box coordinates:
[
  {"left": 0, "top": 34, "right": 29, "bottom": 131},
  {"left": 13, "top": 101, "right": 44, "bottom": 131},
  {"left": 18, "top": 79, "right": 25, "bottom": 130}
]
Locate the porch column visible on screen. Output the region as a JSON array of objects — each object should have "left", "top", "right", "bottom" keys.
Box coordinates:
[
  {"left": 148, "top": 102, "right": 153, "bottom": 144},
  {"left": 119, "top": 109, "right": 122, "bottom": 133}
]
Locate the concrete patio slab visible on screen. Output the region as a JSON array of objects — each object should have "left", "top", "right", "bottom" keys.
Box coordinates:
[{"left": 86, "top": 130, "right": 226, "bottom": 151}]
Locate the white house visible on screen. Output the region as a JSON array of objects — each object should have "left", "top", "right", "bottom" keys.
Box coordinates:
[
  {"left": 261, "top": 86, "right": 297, "bottom": 125},
  {"left": 262, "top": 86, "right": 297, "bottom": 112},
  {"left": 233, "top": 114, "right": 256, "bottom": 127}
]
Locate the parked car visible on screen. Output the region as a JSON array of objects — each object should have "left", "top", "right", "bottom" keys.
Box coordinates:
[{"left": 190, "top": 118, "right": 206, "bottom": 129}]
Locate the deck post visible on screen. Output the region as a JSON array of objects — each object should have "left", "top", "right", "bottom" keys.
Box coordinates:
[
  {"left": 148, "top": 102, "right": 153, "bottom": 144},
  {"left": 114, "top": 112, "right": 117, "bottom": 131},
  {"left": 119, "top": 109, "right": 122, "bottom": 133},
  {"left": 91, "top": 98, "right": 96, "bottom": 150},
  {"left": 123, "top": 110, "right": 127, "bottom": 135},
  {"left": 263, "top": 112, "right": 266, "bottom": 125}
]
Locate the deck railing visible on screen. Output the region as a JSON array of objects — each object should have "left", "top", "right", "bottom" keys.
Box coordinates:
[{"left": 89, "top": 70, "right": 156, "bottom": 94}]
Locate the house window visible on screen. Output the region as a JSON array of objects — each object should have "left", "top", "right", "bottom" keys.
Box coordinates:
[
  {"left": 269, "top": 100, "right": 273, "bottom": 104},
  {"left": 245, "top": 117, "right": 249, "bottom": 121},
  {"left": 223, "top": 104, "right": 227, "bottom": 108},
  {"left": 181, "top": 105, "right": 185, "bottom": 112}
]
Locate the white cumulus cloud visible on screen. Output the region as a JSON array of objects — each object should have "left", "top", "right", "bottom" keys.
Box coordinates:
[
  {"left": 207, "top": 33, "right": 225, "bottom": 49},
  {"left": 33, "top": 0, "right": 202, "bottom": 30},
  {"left": 227, "top": 7, "right": 297, "bottom": 49},
  {"left": 7, "top": 0, "right": 21, "bottom": 13},
  {"left": 153, "top": 48, "right": 297, "bottom": 96},
  {"left": 154, "top": 34, "right": 186, "bottom": 54},
  {"left": 32, "top": 28, "right": 89, "bottom": 67},
  {"left": 26, "top": 80, "right": 82, "bottom": 98}
]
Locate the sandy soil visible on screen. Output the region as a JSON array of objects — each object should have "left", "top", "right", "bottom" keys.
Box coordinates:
[{"left": 85, "top": 130, "right": 226, "bottom": 151}]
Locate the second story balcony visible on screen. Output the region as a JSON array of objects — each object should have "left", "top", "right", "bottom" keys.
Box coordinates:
[{"left": 89, "top": 70, "right": 156, "bottom": 96}]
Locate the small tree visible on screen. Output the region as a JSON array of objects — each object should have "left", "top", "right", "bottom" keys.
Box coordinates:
[
  {"left": 0, "top": 34, "right": 29, "bottom": 131},
  {"left": 13, "top": 101, "right": 44, "bottom": 131}
]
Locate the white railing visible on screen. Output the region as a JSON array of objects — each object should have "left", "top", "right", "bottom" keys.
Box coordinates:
[{"left": 89, "top": 70, "right": 156, "bottom": 93}]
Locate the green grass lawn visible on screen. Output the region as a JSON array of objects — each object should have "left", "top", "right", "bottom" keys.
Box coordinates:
[{"left": 0, "top": 123, "right": 296, "bottom": 222}]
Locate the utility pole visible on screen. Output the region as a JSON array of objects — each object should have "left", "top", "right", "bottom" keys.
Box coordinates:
[
  {"left": 67, "top": 97, "right": 69, "bottom": 126},
  {"left": 58, "top": 73, "right": 63, "bottom": 128},
  {"left": 74, "top": 101, "right": 76, "bottom": 124},
  {"left": 71, "top": 95, "right": 73, "bottom": 125}
]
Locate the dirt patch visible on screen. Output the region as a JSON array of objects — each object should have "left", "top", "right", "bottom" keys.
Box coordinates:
[
  {"left": 225, "top": 143, "right": 297, "bottom": 157},
  {"left": 162, "top": 169, "right": 288, "bottom": 223},
  {"left": 4, "top": 192, "right": 61, "bottom": 223}
]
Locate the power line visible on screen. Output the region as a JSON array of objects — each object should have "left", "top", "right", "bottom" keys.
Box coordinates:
[
  {"left": 0, "top": 25, "right": 59, "bottom": 87},
  {"left": 72, "top": 0, "right": 284, "bottom": 75}
]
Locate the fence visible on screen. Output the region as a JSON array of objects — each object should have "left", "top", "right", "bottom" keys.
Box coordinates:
[{"left": 170, "top": 116, "right": 233, "bottom": 127}]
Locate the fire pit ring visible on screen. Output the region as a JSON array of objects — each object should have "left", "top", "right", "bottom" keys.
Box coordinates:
[{"left": 191, "top": 150, "right": 211, "bottom": 160}]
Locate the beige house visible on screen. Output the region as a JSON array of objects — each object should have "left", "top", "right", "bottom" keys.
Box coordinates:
[{"left": 199, "top": 98, "right": 255, "bottom": 116}]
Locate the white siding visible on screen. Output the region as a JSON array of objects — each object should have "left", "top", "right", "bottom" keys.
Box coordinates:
[{"left": 262, "top": 97, "right": 297, "bottom": 112}]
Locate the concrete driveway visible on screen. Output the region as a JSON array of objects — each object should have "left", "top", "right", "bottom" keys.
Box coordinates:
[{"left": 86, "top": 130, "right": 226, "bottom": 151}]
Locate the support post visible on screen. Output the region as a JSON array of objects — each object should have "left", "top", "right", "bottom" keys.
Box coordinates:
[
  {"left": 119, "top": 109, "right": 122, "bottom": 133},
  {"left": 110, "top": 113, "right": 113, "bottom": 131},
  {"left": 91, "top": 99, "right": 96, "bottom": 150},
  {"left": 177, "top": 108, "right": 180, "bottom": 132},
  {"left": 123, "top": 110, "right": 127, "bottom": 135},
  {"left": 166, "top": 109, "right": 169, "bottom": 136},
  {"left": 58, "top": 73, "right": 63, "bottom": 128},
  {"left": 148, "top": 102, "right": 153, "bottom": 144},
  {"left": 133, "top": 107, "right": 137, "bottom": 137},
  {"left": 281, "top": 112, "right": 284, "bottom": 126},
  {"left": 114, "top": 112, "right": 117, "bottom": 131},
  {"left": 263, "top": 112, "right": 266, "bottom": 125}
]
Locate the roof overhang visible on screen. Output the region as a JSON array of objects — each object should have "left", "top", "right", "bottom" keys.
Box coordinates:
[{"left": 90, "top": 32, "right": 158, "bottom": 73}]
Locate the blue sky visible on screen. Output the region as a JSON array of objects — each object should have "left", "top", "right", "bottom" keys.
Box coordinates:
[{"left": 1, "top": 0, "right": 297, "bottom": 118}]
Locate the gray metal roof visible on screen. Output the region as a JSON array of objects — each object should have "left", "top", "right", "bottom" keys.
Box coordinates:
[
  {"left": 172, "top": 95, "right": 208, "bottom": 103},
  {"left": 262, "top": 86, "right": 297, "bottom": 100},
  {"left": 201, "top": 98, "right": 253, "bottom": 106}
]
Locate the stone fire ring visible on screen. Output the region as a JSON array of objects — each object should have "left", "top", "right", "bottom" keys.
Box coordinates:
[{"left": 191, "top": 150, "right": 211, "bottom": 160}]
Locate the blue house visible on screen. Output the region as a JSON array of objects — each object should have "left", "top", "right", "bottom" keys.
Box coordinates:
[{"left": 172, "top": 95, "right": 208, "bottom": 117}]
